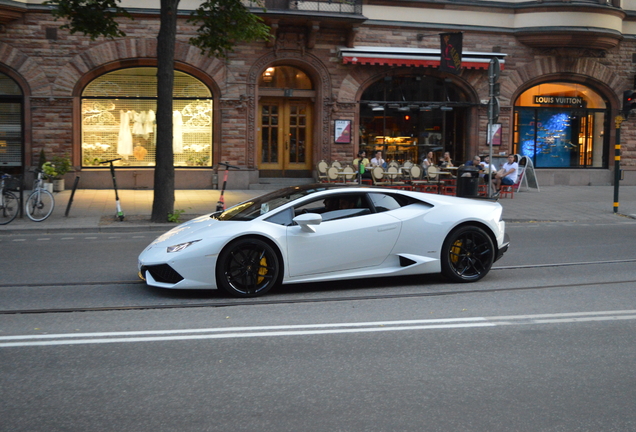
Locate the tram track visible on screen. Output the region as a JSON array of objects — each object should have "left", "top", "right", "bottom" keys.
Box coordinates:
[
  {"left": 2, "top": 257, "right": 635, "bottom": 290},
  {"left": 1, "top": 258, "right": 635, "bottom": 315}
]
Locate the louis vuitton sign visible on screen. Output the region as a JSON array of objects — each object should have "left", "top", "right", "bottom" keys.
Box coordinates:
[{"left": 534, "top": 96, "right": 584, "bottom": 106}]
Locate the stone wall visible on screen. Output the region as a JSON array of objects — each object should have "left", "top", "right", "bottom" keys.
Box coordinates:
[{"left": 0, "top": 10, "right": 634, "bottom": 188}]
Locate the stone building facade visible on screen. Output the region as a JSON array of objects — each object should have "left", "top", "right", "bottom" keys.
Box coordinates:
[{"left": 1, "top": 0, "right": 635, "bottom": 189}]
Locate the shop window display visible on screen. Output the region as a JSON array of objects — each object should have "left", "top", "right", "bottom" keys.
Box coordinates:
[
  {"left": 81, "top": 68, "right": 213, "bottom": 168},
  {"left": 359, "top": 75, "right": 468, "bottom": 165},
  {"left": 513, "top": 82, "right": 608, "bottom": 168}
]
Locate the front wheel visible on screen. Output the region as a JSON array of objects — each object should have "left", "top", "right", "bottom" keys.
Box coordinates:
[
  {"left": 0, "top": 191, "right": 19, "bottom": 225},
  {"left": 216, "top": 238, "right": 281, "bottom": 297},
  {"left": 25, "top": 190, "right": 54, "bottom": 222},
  {"left": 441, "top": 226, "right": 494, "bottom": 283}
]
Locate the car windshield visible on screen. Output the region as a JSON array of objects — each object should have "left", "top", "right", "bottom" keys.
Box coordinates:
[{"left": 212, "top": 185, "right": 333, "bottom": 221}]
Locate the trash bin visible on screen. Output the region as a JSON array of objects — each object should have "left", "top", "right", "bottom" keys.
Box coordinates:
[{"left": 456, "top": 165, "right": 480, "bottom": 197}]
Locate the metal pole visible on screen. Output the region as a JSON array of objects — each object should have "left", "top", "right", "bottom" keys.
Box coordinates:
[
  {"left": 64, "top": 175, "right": 80, "bottom": 217},
  {"left": 614, "top": 114, "right": 623, "bottom": 214},
  {"left": 487, "top": 57, "right": 500, "bottom": 198}
]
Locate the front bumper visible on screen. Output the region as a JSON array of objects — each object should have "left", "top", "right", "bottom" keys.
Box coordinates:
[{"left": 495, "top": 233, "right": 510, "bottom": 262}]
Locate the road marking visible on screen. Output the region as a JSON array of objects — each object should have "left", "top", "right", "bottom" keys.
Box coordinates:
[
  {"left": 2, "top": 310, "right": 635, "bottom": 348},
  {"left": 36, "top": 238, "right": 51, "bottom": 241}
]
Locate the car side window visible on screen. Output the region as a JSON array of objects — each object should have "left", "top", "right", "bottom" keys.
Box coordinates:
[
  {"left": 293, "top": 193, "right": 372, "bottom": 222},
  {"left": 368, "top": 193, "right": 404, "bottom": 212},
  {"left": 264, "top": 207, "right": 294, "bottom": 226}
]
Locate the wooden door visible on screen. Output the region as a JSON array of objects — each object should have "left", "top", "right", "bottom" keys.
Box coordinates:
[{"left": 258, "top": 98, "right": 312, "bottom": 173}]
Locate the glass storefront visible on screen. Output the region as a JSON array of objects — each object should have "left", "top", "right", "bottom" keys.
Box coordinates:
[
  {"left": 0, "top": 72, "right": 23, "bottom": 171},
  {"left": 359, "top": 75, "right": 469, "bottom": 164},
  {"left": 513, "top": 82, "right": 608, "bottom": 168},
  {"left": 81, "top": 67, "right": 213, "bottom": 168}
]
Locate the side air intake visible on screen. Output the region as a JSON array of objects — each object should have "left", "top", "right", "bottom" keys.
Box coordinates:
[{"left": 399, "top": 256, "right": 417, "bottom": 267}]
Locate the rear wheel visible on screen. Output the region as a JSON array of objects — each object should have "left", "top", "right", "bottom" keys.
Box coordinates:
[
  {"left": 216, "top": 238, "right": 280, "bottom": 297},
  {"left": 0, "top": 191, "right": 19, "bottom": 225},
  {"left": 441, "top": 226, "right": 494, "bottom": 283}
]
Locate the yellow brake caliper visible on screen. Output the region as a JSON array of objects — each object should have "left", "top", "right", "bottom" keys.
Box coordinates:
[
  {"left": 451, "top": 240, "right": 462, "bottom": 264},
  {"left": 257, "top": 257, "right": 268, "bottom": 284}
]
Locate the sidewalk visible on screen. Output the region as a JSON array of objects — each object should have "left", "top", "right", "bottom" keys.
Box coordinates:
[{"left": 1, "top": 185, "right": 635, "bottom": 234}]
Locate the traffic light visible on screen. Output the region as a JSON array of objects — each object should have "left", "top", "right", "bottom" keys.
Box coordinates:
[{"left": 622, "top": 90, "right": 636, "bottom": 116}]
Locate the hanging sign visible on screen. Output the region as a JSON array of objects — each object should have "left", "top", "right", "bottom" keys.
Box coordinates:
[{"left": 440, "top": 32, "right": 463, "bottom": 74}]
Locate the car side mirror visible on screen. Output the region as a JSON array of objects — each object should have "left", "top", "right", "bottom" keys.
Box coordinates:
[{"left": 293, "top": 213, "right": 322, "bottom": 232}]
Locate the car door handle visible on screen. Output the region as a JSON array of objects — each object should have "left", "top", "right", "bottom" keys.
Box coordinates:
[{"left": 377, "top": 224, "right": 398, "bottom": 232}]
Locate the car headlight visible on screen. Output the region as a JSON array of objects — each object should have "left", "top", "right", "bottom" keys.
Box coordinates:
[{"left": 167, "top": 240, "right": 201, "bottom": 253}]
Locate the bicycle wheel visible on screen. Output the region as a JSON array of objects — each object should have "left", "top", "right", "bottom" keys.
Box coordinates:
[
  {"left": 0, "top": 191, "right": 19, "bottom": 225},
  {"left": 25, "top": 189, "right": 54, "bottom": 222}
]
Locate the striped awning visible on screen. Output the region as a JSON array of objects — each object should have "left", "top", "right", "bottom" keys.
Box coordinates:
[{"left": 339, "top": 46, "right": 506, "bottom": 70}]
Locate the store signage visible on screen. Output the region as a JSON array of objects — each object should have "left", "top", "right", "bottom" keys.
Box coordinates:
[
  {"left": 440, "top": 32, "right": 463, "bottom": 74},
  {"left": 534, "top": 96, "right": 584, "bottom": 106}
]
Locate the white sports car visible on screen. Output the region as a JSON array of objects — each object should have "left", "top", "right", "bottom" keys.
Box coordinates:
[{"left": 138, "top": 185, "right": 509, "bottom": 297}]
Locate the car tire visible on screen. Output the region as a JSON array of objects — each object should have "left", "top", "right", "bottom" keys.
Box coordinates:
[
  {"left": 216, "top": 237, "right": 280, "bottom": 297},
  {"left": 441, "top": 225, "right": 495, "bottom": 283}
]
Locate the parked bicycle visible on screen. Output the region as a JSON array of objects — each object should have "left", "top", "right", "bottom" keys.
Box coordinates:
[
  {"left": 25, "top": 169, "right": 55, "bottom": 222},
  {"left": 0, "top": 172, "right": 19, "bottom": 225}
]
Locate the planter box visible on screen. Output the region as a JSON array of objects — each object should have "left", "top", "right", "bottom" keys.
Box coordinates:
[
  {"left": 44, "top": 182, "right": 54, "bottom": 193},
  {"left": 52, "top": 179, "right": 65, "bottom": 192}
]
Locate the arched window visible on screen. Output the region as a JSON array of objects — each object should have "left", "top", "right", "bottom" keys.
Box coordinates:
[
  {"left": 258, "top": 66, "right": 312, "bottom": 89},
  {"left": 81, "top": 67, "right": 213, "bottom": 168},
  {"left": 513, "top": 82, "right": 608, "bottom": 168},
  {"left": 0, "top": 72, "right": 23, "bottom": 170}
]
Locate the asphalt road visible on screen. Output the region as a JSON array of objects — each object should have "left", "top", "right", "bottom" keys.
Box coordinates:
[{"left": 1, "top": 221, "right": 636, "bottom": 431}]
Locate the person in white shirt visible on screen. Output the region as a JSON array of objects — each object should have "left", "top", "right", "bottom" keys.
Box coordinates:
[
  {"left": 370, "top": 151, "right": 387, "bottom": 169},
  {"left": 492, "top": 154, "right": 518, "bottom": 195},
  {"left": 480, "top": 155, "right": 496, "bottom": 174}
]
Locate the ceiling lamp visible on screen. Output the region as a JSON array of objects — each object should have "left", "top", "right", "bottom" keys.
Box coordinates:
[{"left": 262, "top": 67, "right": 275, "bottom": 83}]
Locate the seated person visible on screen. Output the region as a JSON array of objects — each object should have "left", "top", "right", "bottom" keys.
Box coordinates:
[
  {"left": 323, "top": 196, "right": 358, "bottom": 211},
  {"left": 323, "top": 197, "right": 340, "bottom": 212},
  {"left": 492, "top": 154, "right": 518, "bottom": 195},
  {"left": 353, "top": 150, "right": 372, "bottom": 179},
  {"left": 422, "top": 151, "right": 435, "bottom": 176},
  {"left": 465, "top": 155, "right": 481, "bottom": 166},
  {"left": 480, "top": 155, "right": 496, "bottom": 174},
  {"left": 439, "top": 151, "right": 454, "bottom": 168},
  {"left": 370, "top": 151, "right": 387, "bottom": 169},
  {"left": 338, "top": 196, "right": 357, "bottom": 209}
]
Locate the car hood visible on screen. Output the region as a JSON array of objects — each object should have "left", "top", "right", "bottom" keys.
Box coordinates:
[{"left": 149, "top": 213, "right": 225, "bottom": 246}]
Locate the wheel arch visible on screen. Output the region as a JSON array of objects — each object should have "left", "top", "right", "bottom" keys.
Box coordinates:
[
  {"left": 447, "top": 221, "right": 498, "bottom": 250},
  {"left": 215, "top": 234, "right": 286, "bottom": 287}
]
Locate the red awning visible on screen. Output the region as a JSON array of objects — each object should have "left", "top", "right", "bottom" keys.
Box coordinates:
[{"left": 339, "top": 47, "right": 506, "bottom": 70}]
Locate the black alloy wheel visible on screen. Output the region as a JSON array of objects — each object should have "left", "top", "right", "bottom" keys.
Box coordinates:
[
  {"left": 216, "top": 237, "right": 280, "bottom": 297},
  {"left": 441, "top": 226, "right": 495, "bottom": 283}
]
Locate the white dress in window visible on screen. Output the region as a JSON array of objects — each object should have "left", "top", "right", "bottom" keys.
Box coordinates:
[
  {"left": 117, "top": 110, "right": 133, "bottom": 156},
  {"left": 144, "top": 110, "right": 155, "bottom": 139}
]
